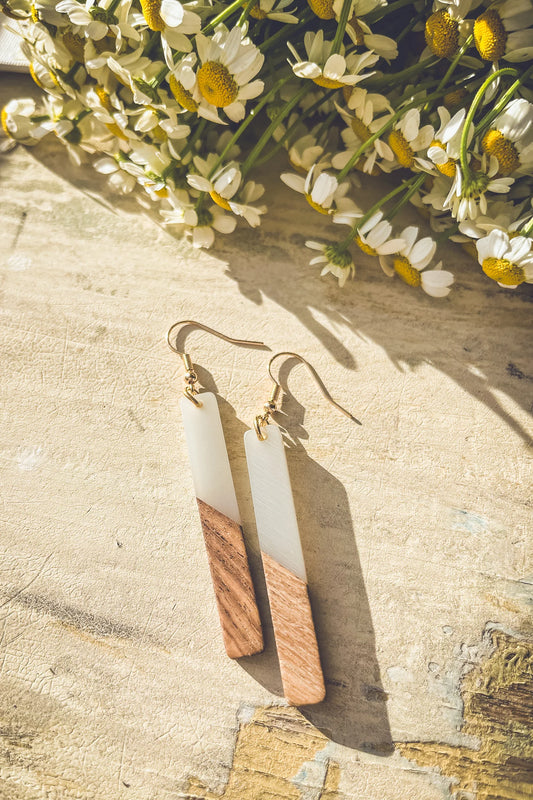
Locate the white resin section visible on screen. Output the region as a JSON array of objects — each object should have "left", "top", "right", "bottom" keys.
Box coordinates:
[
  {"left": 244, "top": 425, "right": 306, "bottom": 583},
  {"left": 180, "top": 392, "right": 241, "bottom": 524}
]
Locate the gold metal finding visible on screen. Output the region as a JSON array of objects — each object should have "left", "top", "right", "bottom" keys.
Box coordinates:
[
  {"left": 254, "top": 351, "right": 361, "bottom": 440},
  {"left": 166, "top": 320, "right": 267, "bottom": 406}
]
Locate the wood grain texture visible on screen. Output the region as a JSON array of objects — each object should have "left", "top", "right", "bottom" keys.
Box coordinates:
[
  {"left": 197, "top": 498, "right": 263, "bottom": 659},
  {"left": 262, "top": 551, "right": 325, "bottom": 706}
]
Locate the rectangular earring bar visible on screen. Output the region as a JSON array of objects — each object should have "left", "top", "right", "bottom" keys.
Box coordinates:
[
  {"left": 180, "top": 392, "right": 263, "bottom": 658},
  {"left": 244, "top": 424, "right": 325, "bottom": 706}
]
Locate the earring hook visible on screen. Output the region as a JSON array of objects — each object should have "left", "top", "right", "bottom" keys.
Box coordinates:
[
  {"left": 167, "top": 319, "right": 268, "bottom": 407},
  {"left": 254, "top": 351, "right": 361, "bottom": 439}
]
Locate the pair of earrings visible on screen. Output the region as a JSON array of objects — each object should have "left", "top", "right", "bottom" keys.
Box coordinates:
[{"left": 167, "top": 320, "right": 360, "bottom": 707}]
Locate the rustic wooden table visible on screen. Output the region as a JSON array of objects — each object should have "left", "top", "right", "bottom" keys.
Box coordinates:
[{"left": 1, "top": 74, "right": 532, "bottom": 800}]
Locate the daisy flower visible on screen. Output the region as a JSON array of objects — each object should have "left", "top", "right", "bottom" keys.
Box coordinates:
[
  {"left": 480, "top": 98, "right": 533, "bottom": 177},
  {"left": 474, "top": 0, "right": 533, "bottom": 62},
  {"left": 424, "top": 0, "right": 476, "bottom": 59},
  {"left": 193, "top": 26, "right": 264, "bottom": 123},
  {"left": 188, "top": 203, "right": 237, "bottom": 248},
  {"left": 305, "top": 240, "right": 355, "bottom": 287},
  {"left": 228, "top": 181, "right": 267, "bottom": 227},
  {"left": 249, "top": 0, "right": 298, "bottom": 23},
  {"left": 388, "top": 108, "right": 435, "bottom": 172},
  {"left": 458, "top": 199, "right": 527, "bottom": 238},
  {"left": 332, "top": 0, "right": 398, "bottom": 61},
  {"left": 1, "top": 98, "right": 45, "bottom": 144},
  {"left": 56, "top": 0, "right": 113, "bottom": 41},
  {"left": 445, "top": 153, "right": 514, "bottom": 221},
  {"left": 475, "top": 228, "right": 533, "bottom": 287},
  {"left": 168, "top": 53, "right": 198, "bottom": 112},
  {"left": 137, "top": 0, "right": 201, "bottom": 67},
  {"left": 383, "top": 226, "right": 454, "bottom": 297},
  {"left": 93, "top": 154, "right": 138, "bottom": 193},
  {"left": 427, "top": 106, "right": 471, "bottom": 177},
  {"left": 160, "top": 188, "right": 199, "bottom": 227},
  {"left": 332, "top": 104, "right": 394, "bottom": 173},
  {"left": 287, "top": 131, "right": 331, "bottom": 172},
  {"left": 187, "top": 158, "right": 242, "bottom": 209},
  {"left": 336, "top": 210, "right": 405, "bottom": 269},
  {"left": 288, "top": 30, "right": 378, "bottom": 89},
  {"left": 281, "top": 164, "right": 357, "bottom": 215}
]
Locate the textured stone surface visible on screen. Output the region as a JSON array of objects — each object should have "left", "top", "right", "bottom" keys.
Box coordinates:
[{"left": 1, "top": 75, "right": 532, "bottom": 799}]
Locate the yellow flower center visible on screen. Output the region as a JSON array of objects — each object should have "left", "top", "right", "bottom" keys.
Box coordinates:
[
  {"left": 168, "top": 75, "right": 199, "bottom": 112},
  {"left": 105, "top": 122, "right": 129, "bottom": 140},
  {"left": 351, "top": 117, "right": 372, "bottom": 142},
  {"left": 49, "top": 71, "right": 62, "bottom": 89},
  {"left": 154, "top": 187, "right": 168, "bottom": 198},
  {"left": 430, "top": 139, "right": 456, "bottom": 177},
  {"left": 313, "top": 75, "right": 345, "bottom": 89},
  {"left": 425, "top": 10, "right": 459, "bottom": 58},
  {"left": 388, "top": 129, "right": 415, "bottom": 168},
  {"left": 197, "top": 62, "right": 238, "bottom": 108},
  {"left": 481, "top": 129, "right": 520, "bottom": 176},
  {"left": 140, "top": 0, "right": 165, "bottom": 31},
  {"left": 474, "top": 10, "right": 507, "bottom": 61},
  {"left": 95, "top": 86, "right": 114, "bottom": 113},
  {"left": 210, "top": 190, "right": 232, "bottom": 210},
  {"left": 482, "top": 257, "right": 525, "bottom": 285},
  {"left": 30, "top": 4, "right": 39, "bottom": 22},
  {"left": 29, "top": 63, "right": 45, "bottom": 90},
  {"left": 305, "top": 194, "right": 331, "bottom": 214},
  {"left": 355, "top": 235, "right": 377, "bottom": 256},
  {"left": 348, "top": 16, "right": 365, "bottom": 46},
  {"left": 63, "top": 31, "right": 85, "bottom": 62},
  {"left": 1, "top": 107, "right": 11, "bottom": 138},
  {"left": 250, "top": 2, "right": 267, "bottom": 19},
  {"left": 307, "top": 0, "right": 335, "bottom": 19},
  {"left": 394, "top": 256, "right": 421, "bottom": 287}
]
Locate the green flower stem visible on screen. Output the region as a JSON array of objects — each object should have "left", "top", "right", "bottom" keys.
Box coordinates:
[
  {"left": 107, "top": 0, "right": 122, "bottom": 14},
  {"left": 259, "top": 12, "right": 311, "bottom": 52},
  {"left": 339, "top": 176, "right": 419, "bottom": 250},
  {"left": 396, "top": 7, "right": 426, "bottom": 45},
  {"left": 238, "top": 0, "right": 257, "bottom": 27},
  {"left": 336, "top": 85, "right": 448, "bottom": 182},
  {"left": 435, "top": 33, "right": 473, "bottom": 93},
  {"left": 364, "top": 57, "right": 437, "bottom": 91},
  {"left": 241, "top": 83, "right": 310, "bottom": 176},
  {"left": 385, "top": 172, "right": 426, "bottom": 221},
  {"left": 459, "top": 67, "right": 518, "bottom": 182},
  {"left": 153, "top": 65, "right": 169, "bottom": 86},
  {"left": 254, "top": 90, "right": 336, "bottom": 166},
  {"left": 74, "top": 108, "right": 93, "bottom": 124},
  {"left": 331, "top": 0, "right": 352, "bottom": 55},
  {"left": 206, "top": 76, "right": 290, "bottom": 179},
  {"left": 476, "top": 63, "right": 533, "bottom": 134},
  {"left": 181, "top": 117, "right": 207, "bottom": 158},
  {"left": 202, "top": 0, "right": 249, "bottom": 33}
]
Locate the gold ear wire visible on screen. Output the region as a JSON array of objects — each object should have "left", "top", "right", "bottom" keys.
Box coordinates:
[
  {"left": 254, "top": 351, "right": 361, "bottom": 440},
  {"left": 166, "top": 320, "right": 268, "bottom": 407}
]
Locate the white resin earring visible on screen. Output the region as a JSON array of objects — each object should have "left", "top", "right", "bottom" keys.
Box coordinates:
[
  {"left": 167, "top": 320, "right": 266, "bottom": 659},
  {"left": 244, "top": 352, "right": 360, "bottom": 706}
]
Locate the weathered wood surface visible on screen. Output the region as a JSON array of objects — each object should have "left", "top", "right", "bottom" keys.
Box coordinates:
[{"left": 1, "top": 75, "right": 532, "bottom": 800}]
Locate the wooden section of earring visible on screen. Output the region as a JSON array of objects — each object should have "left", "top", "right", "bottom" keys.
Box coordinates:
[
  {"left": 180, "top": 392, "right": 263, "bottom": 659},
  {"left": 244, "top": 424, "right": 325, "bottom": 705},
  {"left": 262, "top": 552, "right": 325, "bottom": 706}
]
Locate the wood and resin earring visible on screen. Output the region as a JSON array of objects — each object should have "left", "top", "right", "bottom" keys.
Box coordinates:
[
  {"left": 167, "top": 320, "right": 265, "bottom": 659},
  {"left": 244, "top": 352, "right": 361, "bottom": 706}
]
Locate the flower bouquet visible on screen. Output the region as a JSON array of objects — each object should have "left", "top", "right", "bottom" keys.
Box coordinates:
[{"left": 2, "top": 0, "right": 533, "bottom": 295}]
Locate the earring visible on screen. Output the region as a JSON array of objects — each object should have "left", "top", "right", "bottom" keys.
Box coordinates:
[
  {"left": 244, "top": 352, "right": 360, "bottom": 706},
  {"left": 167, "top": 320, "right": 266, "bottom": 659}
]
